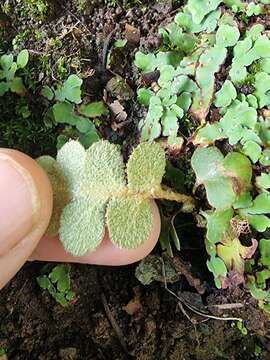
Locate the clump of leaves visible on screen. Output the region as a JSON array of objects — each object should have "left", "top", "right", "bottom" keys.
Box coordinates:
[
  {"left": 191, "top": 146, "right": 259, "bottom": 288},
  {"left": 0, "top": 49, "right": 29, "bottom": 96},
  {"left": 37, "top": 264, "right": 76, "bottom": 306},
  {"left": 41, "top": 75, "right": 109, "bottom": 149},
  {"left": 38, "top": 140, "right": 194, "bottom": 256}
]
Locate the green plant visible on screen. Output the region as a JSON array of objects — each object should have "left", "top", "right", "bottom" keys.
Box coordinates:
[
  {"left": 16, "top": 0, "right": 48, "bottom": 21},
  {"left": 232, "top": 320, "right": 248, "bottom": 336},
  {"left": 41, "top": 75, "right": 107, "bottom": 148},
  {"left": 37, "top": 264, "right": 76, "bottom": 306},
  {"left": 0, "top": 348, "right": 6, "bottom": 356},
  {"left": 0, "top": 49, "right": 29, "bottom": 96},
  {"left": 37, "top": 140, "right": 194, "bottom": 256},
  {"left": 134, "top": 1, "right": 270, "bottom": 304},
  {"left": 190, "top": 146, "right": 270, "bottom": 288},
  {"left": 254, "top": 344, "right": 263, "bottom": 357}
]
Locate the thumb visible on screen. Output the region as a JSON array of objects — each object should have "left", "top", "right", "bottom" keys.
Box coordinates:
[{"left": 0, "top": 149, "right": 53, "bottom": 289}]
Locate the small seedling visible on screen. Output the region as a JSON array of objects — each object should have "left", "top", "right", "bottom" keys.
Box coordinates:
[
  {"left": 231, "top": 320, "right": 248, "bottom": 336},
  {"left": 0, "top": 49, "right": 29, "bottom": 96},
  {"left": 41, "top": 75, "right": 108, "bottom": 148},
  {"left": 38, "top": 140, "right": 194, "bottom": 256},
  {"left": 37, "top": 264, "right": 76, "bottom": 306}
]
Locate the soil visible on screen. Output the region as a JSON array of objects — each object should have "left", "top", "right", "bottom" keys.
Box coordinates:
[{"left": 1, "top": 1, "right": 270, "bottom": 359}]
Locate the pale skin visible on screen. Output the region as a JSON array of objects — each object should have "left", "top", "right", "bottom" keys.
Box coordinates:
[{"left": 0, "top": 149, "right": 161, "bottom": 290}]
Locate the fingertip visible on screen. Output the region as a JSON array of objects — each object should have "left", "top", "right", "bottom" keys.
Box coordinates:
[
  {"left": 0, "top": 149, "right": 53, "bottom": 289},
  {"left": 31, "top": 201, "right": 161, "bottom": 265}
]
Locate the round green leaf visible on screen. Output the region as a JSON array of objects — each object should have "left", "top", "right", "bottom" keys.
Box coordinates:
[
  {"left": 106, "top": 198, "right": 153, "bottom": 249},
  {"left": 60, "top": 199, "right": 105, "bottom": 256},
  {"left": 17, "top": 49, "right": 29, "bottom": 68},
  {"left": 83, "top": 140, "right": 126, "bottom": 198},
  {"left": 216, "top": 25, "right": 240, "bottom": 47},
  {"left": 242, "top": 141, "right": 262, "bottom": 164},
  {"left": 256, "top": 174, "right": 270, "bottom": 189},
  {"left": 260, "top": 149, "right": 270, "bottom": 166},
  {"left": 214, "top": 80, "right": 237, "bottom": 108},
  {"left": 127, "top": 142, "right": 166, "bottom": 192},
  {"left": 37, "top": 156, "right": 70, "bottom": 236},
  {"left": 79, "top": 101, "right": 108, "bottom": 118},
  {"left": 57, "top": 140, "right": 86, "bottom": 196},
  {"left": 134, "top": 52, "right": 156, "bottom": 73}
]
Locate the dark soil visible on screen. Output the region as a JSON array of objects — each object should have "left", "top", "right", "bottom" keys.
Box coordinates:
[{"left": 1, "top": 1, "right": 270, "bottom": 359}]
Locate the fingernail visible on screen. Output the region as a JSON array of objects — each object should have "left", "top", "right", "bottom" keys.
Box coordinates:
[{"left": 0, "top": 153, "right": 39, "bottom": 255}]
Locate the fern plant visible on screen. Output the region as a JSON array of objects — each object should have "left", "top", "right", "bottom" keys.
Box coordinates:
[{"left": 38, "top": 140, "right": 194, "bottom": 256}]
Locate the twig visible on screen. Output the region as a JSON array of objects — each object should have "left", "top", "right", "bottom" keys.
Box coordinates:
[
  {"left": 161, "top": 258, "right": 243, "bottom": 322},
  {"left": 101, "top": 293, "right": 129, "bottom": 355},
  {"left": 102, "top": 28, "right": 118, "bottom": 72}
]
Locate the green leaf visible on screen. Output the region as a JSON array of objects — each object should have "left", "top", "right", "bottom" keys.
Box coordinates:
[
  {"left": 247, "top": 2, "right": 262, "bottom": 17},
  {"left": 137, "top": 88, "right": 154, "bottom": 106},
  {"left": 17, "top": 49, "right": 29, "bottom": 68},
  {"left": 53, "top": 102, "right": 77, "bottom": 125},
  {"left": 141, "top": 96, "right": 163, "bottom": 141},
  {"left": 187, "top": 0, "right": 222, "bottom": 24},
  {"left": 5, "top": 62, "right": 17, "bottom": 81},
  {"left": 194, "top": 123, "right": 224, "bottom": 145},
  {"left": 191, "top": 147, "right": 236, "bottom": 209},
  {"left": 49, "top": 264, "right": 71, "bottom": 292},
  {"left": 161, "top": 109, "right": 179, "bottom": 138},
  {"left": 79, "top": 129, "right": 100, "bottom": 148},
  {"left": 207, "top": 256, "right": 227, "bottom": 289},
  {"left": 254, "top": 72, "right": 270, "bottom": 108},
  {"left": 55, "top": 75, "right": 83, "bottom": 104},
  {"left": 63, "top": 74, "right": 83, "bottom": 103},
  {"left": 76, "top": 118, "right": 94, "bottom": 133},
  {"left": 248, "top": 214, "right": 270, "bottom": 232},
  {"left": 217, "top": 238, "right": 257, "bottom": 273},
  {"left": 256, "top": 174, "right": 270, "bottom": 189},
  {"left": 83, "top": 140, "right": 126, "bottom": 198},
  {"left": 60, "top": 198, "right": 106, "bottom": 256},
  {"left": 233, "top": 192, "right": 253, "bottom": 209},
  {"left": 37, "top": 275, "right": 52, "bottom": 290},
  {"left": 245, "top": 193, "right": 270, "bottom": 214},
  {"left": 191, "top": 147, "right": 252, "bottom": 210},
  {"left": 106, "top": 198, "right": 153, "bottom": 249},
  {"left": 41, "top": 85, "right": 54, "bottom": 100},
  {"left": 176, "top": 92, "right": 192, "bottom": 111},
  {"left": 158, "top": 65, "right": 175, "bottom": 87},
  {"left": 57, "top": 140, "right": 86, "bottom": 196},
  {"left": 134, "top": 52, "right": 156, "bottom": 73},
  {"left": 114, "top": 39, "right": 127, "bottom": 48},
  {"left": 202, "top": 208, "right": 233, "bottom": 245},
  {"left": 242, "top": 141, "right": 262, "bottom": 163},
  {"left": 256, "top": 269, "right": 270, "bottom": 289},
  {"left": 0, "top": 54, "right": 13, "bottom": 71},
  {"left": 37, "top": 155, "right": 70, "bottom": 236},
  {"left": 79, "top": 101, "right": 109, "bottom": 118},
  {"left": 216, "top": 24, "right": 240, "bottom": 47},
  {"left": 206, "top": 177, "right": 236, "bottom": 210},
  {"left": 214, "top": 80, "right": 237, "bottom": 108},
  {"left": 9, "top": 77, "right": 26, "bottom": 95},
  {"left": 259, "top": 239, "right": 270, "bottom": 268},
  {"left": 191, "top": 147, "right": 224, "bottom": 184},
  {"left": 219, "top": 101, "right": 257, "bottom": 145},
  {"left": 260, "top": 149, "right": 270, "bottom": 166},
  {"left": 127, "top": 142, "right": 166, "bottom": 192},
  {"left": 223, "top": 152, "right": 252, "bottom": 191}
]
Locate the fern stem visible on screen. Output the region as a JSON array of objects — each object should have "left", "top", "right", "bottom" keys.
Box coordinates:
[
  {"left": 111, "top": 186, "right": 195, "bottom": 212},
  {"left": 152, "top": 187, "right": 195, "bottom": 208}
]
